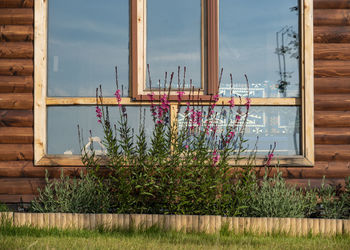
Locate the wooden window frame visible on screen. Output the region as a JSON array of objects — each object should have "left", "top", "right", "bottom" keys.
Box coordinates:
[{"left": 34, "top": 0, "right": 314, "bottom": 167}]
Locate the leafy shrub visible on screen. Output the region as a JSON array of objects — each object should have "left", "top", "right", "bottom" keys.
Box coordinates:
[
  {"left": 83, "top": 71, "right": 263, "bottom": 215},
  {"left": 0, "top": 202, "right": 9, "bottom": 212},
  {"left": 317, "top": 177, "right": 349, "bottom": 219},
  {"left": 237, "top": 171, "right": 317, "bottom": 218},
  {"left": 31, "top": 170, "right": 111, "bottom": 213}
]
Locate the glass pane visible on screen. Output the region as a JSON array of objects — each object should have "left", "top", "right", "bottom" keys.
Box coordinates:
[
  {"left": 178, "top": 106, "right": 300, "bottom": 156},
  {"left": 147, "top": 0, "right": 201, "bottom": 90},
  {"left": 48, "top": 0, "right": 129, "bottom": 97},
  {"left": 47, "top": 106, "right": 153, "bottom": 155},
  {"left": 219, "top": 0, "right": 300, "bottom": 98}
]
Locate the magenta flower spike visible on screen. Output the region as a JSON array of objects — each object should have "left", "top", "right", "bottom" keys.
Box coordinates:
[
  {"left": 114, "top": 89, "right": 122, "bottom": 107},
  {"left": 229, "top": 97, "right": 235, "bottom": 108}
]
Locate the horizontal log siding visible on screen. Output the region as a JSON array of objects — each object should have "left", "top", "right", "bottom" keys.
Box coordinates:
[
  {"left": 313, "top": 1, "right": 350, "bottom": 182},
  {"left": 1, "top": 0, "right": 350, "bottom": 203},
  {"left": 0, "top": 2, "right": 35, "bottom": 203}
]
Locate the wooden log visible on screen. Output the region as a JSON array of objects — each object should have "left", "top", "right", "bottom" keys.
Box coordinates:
[
  {"left": 0, "top": 75, "right": 32, "bottom": 93},
  {"left": 314, "top": 9, "right": 350, "bottom": 26},
  {"left": 315, "top": 127, "right": 350, "bottom": 144},
  {"left": 314, "top": 26, "right": 350, "bottom": 43},
  {"left": 0, "top": 59, "right": 33, "bottom": 76},
  {"left": 0, "top": 9, "right": 33, "bottom": 25},
  {"left": 315, "top": 77, "right": 350, "bottom": 94},
  {"left": 0, "top": 110, "right": 33, "bottom": 127},
  {"left": 0, "top": 194, "right": 35, "bottom": 203},
  {"left": 316, "top": 145, "right": 350, "bottom": 161},
  {"left": 0, "top": 93, "right": 33, "bottom": 109},
  {"left": 0, "top": 127, "right": 32, "bottom": 143},
  {"left": 315, "top": 60, "right": 350, "bottom": 77},
  {"left": 0, "top": 42, "right": 32, "bottom": 58},
  {"left": 0, "top": 162, "right": 83, "bottom": 178},
  {"left": 314, "top": 0, "right": 350, "bottom": 9},
  {"left": 0, "top": 25, "right": 33, "bottom": 42},
  {"left": 315, "top": 94, "right": 350, "bottom": 111},
  {"left": 0, "top": 178, "right": 45, "bottom": 195},
  {"left": 315, "top": 111, "right": 350, "bottom": 127},
  {"left": 0, "top": 0, "right": 33, "bottom": 8},
  {"left": 0, "top": 144, "right": 33, "bottom": 160},
  {"left": 314, "top": 43, "right": 350, "bottom": 60}
]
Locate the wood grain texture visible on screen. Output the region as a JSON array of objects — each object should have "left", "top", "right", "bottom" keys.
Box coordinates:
[
  {"left": 0, "top": 0, "right": 33, "bottom": 8},
  {"left": 314, "top": 26, "right": 350, "bottom": 43},
  {"left": 0, "top": 110, "right": 33, "bottom": 127},
  {"left": 316, "top": 145, "right": 350, "bottom": 161},
  {"left": 0, "top": 8, "right": 33, "bottom": 25},
  {"left": 0, "top": 178, "right": 44, "bottom": 195},
  {"left": 0, "top": 194, "right": 34, "bottom": 203},
  {"left": 315, "top": 111, "right": 350, "bottom": 127},
  {"left": 0, "top": 162, "right": 82, "bottom": 178},
  {"left": 314, "top": 9, "right": 350, "bottom": 26},
  {"left": 0, "top": 144, "right": 33, "bottom": 160},
  {"left": 0, "top": 127, "right": 32, "bottom": 143},
  {"left": 314, "top": 0, "right": 350, "bottom": 9},
  {"left": 0, "top": 59, "right": 32, "bottom": 76},
  {"left": 0, "top": 42, "right": 33, "bottom": 58},
  {"left": 314, "top": 94, "right": 350, "bottom": 110},
  {"left": 0, "top": 75, "right": 33, "bottom": 93},
  {"left": 0, "top": 93, "right": 33, "bottom": 109},
  {"left": 315, "top": 127, "right": 350, "bottom": 144},
  {"left": 314, "top": 43, "right": 350, "bottom": 60},
  {"left": 315, "top": 60, "right": 350, "bottom": 77},
  {"left": 314, "top": 77, "right": 350, "bottom": 94},
  {"left": 0, "top": 25, "right": 33, "bottom": 41}
]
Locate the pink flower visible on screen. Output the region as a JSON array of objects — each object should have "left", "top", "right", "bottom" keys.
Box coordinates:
[
  {"left": 185, "top": 145, "right": 189, "bottom": 149},
  {"left": 226, "top": 131, "right": 235, "bottom": 144},
  {"left": 147, "top": 92, "right": 155, "bottom": 101},
  {"left": 228, "top": 97, "right": 235, "bottom": 108},
  {"left": 245, "top": 97, "right": 251, "bottom": 110},
  {"left": 212, "top": 150, "right": 220, "bottom": 165},
  {"left": 213, "top": 94, "right": 219, "bottom": 102},
  {"left": 235, "top": 114, "right": 241, "bottom": 122},
  {"left": 95, "top": 106, "right": 102, "bottom": 123},
  {"left": 177, "top": 91, "right": 185, "bottom": 102},
  {"left": 114, "top": 89, "right": 122, "bottom": 107},
  {"left": 266, "top": 153, "right": 274, "bottom": 166}
]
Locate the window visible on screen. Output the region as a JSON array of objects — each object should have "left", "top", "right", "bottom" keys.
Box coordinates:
[{"left": 34, "top": 0, "right": 314, "bottom": 166}]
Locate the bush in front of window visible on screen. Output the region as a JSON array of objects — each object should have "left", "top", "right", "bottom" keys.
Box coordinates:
[{"left": 84, "top": 72, "right": 272, "bottom": 216}]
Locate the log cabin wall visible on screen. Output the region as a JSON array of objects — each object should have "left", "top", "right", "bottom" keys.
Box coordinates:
[{"left": 0, "top": 0, "right": 349, "bottom": 204}]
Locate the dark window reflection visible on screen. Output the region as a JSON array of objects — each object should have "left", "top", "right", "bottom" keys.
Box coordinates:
[
  {"left": 48, "top": 0, "right": 129, "bottom": 97},
  {"left": 219, "top": 0, "right": 300, "bottom": 98}
]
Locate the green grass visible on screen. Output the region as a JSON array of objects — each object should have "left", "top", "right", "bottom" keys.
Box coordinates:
[{"left": 0, "top": 222, "right": 349, "bottom": 250}]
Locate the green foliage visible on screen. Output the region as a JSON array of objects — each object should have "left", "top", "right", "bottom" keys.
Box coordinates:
[
  {"left": 237, "top": 171, "right": 317, "bottom": 218},
  {"left": 317, "top": 177, "right": 349, "bottom": 219},
  {"left": 31, "top": 170, "right": 111, "bottom": 213},
  {"left": 0, "top": 202, "right": 9, "bottom": 212}
]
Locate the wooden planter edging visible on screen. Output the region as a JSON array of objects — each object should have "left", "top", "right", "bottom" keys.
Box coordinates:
[{"left": 1, "top": 212, "right": 350, "bottom": 236}]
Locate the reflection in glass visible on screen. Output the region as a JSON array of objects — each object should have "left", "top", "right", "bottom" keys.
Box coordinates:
[
  {"left": 147, "top": 0, "right": 201, "bottom": 90},
  {"left": 219, "top": 0, "right": 300, "bottom": 98},
  {"left": 178, "top": 106, "right": 300, "bottom": 155},
  {"left": 47, "top": 106, "right": 153, "bottom": 155},
  {"left": 48, "top": 0, "right": 129, "bottom": 97}
]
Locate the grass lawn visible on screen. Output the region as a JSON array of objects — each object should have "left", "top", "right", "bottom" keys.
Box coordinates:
[{"left": 1, "top": 223, "right": 350, "bottom": 250}]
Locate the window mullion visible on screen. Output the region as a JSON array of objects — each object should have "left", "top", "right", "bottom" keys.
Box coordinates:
[{"left": 206, "top": 0, "right": 219, "bottom": 95}]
